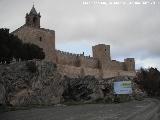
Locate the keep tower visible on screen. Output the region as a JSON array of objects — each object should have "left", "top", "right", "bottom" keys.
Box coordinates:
[
  {"left": 92, "top": 44, "right": 111, "bottom": 69},
  {"left": 25, "top": 5, "right": 41, "bottom": 28}
]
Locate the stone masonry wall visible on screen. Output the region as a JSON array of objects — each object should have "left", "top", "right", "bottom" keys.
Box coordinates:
[
  {"left": 110, "top": 60, "right": 124, "bottom": 70},
  {"left": 57, "top": 64, "right": 82, "bottom": 78},
  {"left": 56, "top": 50, "right": 133, "bottom": 72},
  {"left": 57, "top": 64, "right": 136, "bottom": 79},
  {"left": 79, "top": 56, "right": 98, "bottom": 68},
  {"left": 56, "top": 50, "right": 80, "bottom": 67},
  {"left": 56, "top": 50, "right": 99, "bottom": 69},
  {"left": 83, "top": 67, "right": 100, "bottom": 78},
  {"left": 102, "top": 70, "right": 136, "bottom": 78},
  {"left": 12, "top": 26, "right": 56, "bottom": 63},
  {"left": 55, "top": 50, "right": 135, "bottom": 76}
]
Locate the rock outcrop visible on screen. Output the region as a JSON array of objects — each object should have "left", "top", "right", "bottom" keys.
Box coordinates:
[
  {"left": 0, "top": 61, "right": 64, "bottom": 106},
  {"left": 62, "top": 76, "right": 104, "bottom": 101},
  {"left": 62, "top": 76, "right": 138, "bottom": 103},
  {"left": 0, "top": 61, "right": 141, "bottom": 107}
]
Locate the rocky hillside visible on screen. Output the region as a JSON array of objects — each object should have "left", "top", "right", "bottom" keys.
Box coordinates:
[
  {"left": 0, "top": 61, "right": 64, "bottom": 106},
  {"left": 0, "top": 61, "right": 142, "bottom": 107}
]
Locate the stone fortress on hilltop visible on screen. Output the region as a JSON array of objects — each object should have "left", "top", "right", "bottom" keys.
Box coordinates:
[{"left": 12, "top": 6, "right": 136, "bottom": 78}]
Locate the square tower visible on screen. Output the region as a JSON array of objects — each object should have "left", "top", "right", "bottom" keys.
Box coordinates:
[
  {"left": 92, "top": 44, "right": 111, "bottom": 69},
  {"left": 124, "top": 58, "right": 135, "bottom": 71}
]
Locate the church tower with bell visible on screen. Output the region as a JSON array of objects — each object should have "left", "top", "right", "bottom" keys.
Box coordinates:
[
  {"left": 12, "top": 5, "right": 56, "bottom": 62},
  {"left": 25, "top": 5, "right": 41, "bottom": 28}
]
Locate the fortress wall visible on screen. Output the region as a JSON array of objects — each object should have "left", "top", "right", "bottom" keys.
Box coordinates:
[
  {"left": 57, "top": 64, "right": 100, "bottom": 78},
  {"left": 57, "top": 64, "right": 82, "bottom": 78},
  {"left": 12, "top": 26, "right": 56, "bottom": 62},
  {"left": 102, "top": 70, "right": 136, "bottom": 78},
  {"left": 119, "top": 71, "right": 136, "bottom": 77},
  {"left": 79, "top": 56, "right": 99, "bottom": 68},
  {"left": 83, "top": 67, "right": 100, "bottom": 78},
  {"left": 56, "top": 50, "right": 81, "bottom": 66},
  {"left": 57, "top": 64, "right": 136, "bottom": 79},
  {"left": 102, "top": 70, "right": 119, "bottom": 78},
  {"left": 110, "top": 60, "right": 125, "bottom": 70},
  {"left": 56, "top": 50, "right": 99, "bottom": 69}
]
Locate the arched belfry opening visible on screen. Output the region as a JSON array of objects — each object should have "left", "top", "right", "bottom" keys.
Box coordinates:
[
  {"left": 33, "top": 17, "right": 37, "bottom": 24},
  {"left": 25, "top": 5, "right": 41, "bottom": 28}
]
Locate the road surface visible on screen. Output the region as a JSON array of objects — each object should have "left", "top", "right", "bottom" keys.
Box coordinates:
[{"left": 0, "top": 98, "right": 159, "bottom": 120}]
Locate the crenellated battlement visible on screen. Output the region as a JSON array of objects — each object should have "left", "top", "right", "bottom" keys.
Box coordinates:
[
  {"left": 55, "top": 49, "right": 99, "bottom": 68},
  {"left": 56, "top": 50, "right": 96, "bottom": 60},
  {"left": 40, "top": 28, "right": 55, "bottom": 34},
  {"left": 56, "top": 50, "right": 83, "bottom": 57}
]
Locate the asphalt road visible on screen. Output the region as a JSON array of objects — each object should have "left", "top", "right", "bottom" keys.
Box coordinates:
[{"left": 0, "top": 98, "right": 159, "bottom": 120}]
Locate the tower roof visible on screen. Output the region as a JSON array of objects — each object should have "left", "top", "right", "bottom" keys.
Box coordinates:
[{"left": 29, "top": 5, "right": 38, "bottom": 15}]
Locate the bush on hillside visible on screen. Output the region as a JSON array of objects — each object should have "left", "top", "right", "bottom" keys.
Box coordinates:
[
  {"left": 0, "top": 28, "right": 45, "bottom": 64},
  {"left": 135, "top": 67, "right": 160, "bottom": 96}
]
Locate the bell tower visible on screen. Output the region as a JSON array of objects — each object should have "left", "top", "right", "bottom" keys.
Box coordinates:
[{"left": 25, "top": 5, "right": 41, "bottom": 28}]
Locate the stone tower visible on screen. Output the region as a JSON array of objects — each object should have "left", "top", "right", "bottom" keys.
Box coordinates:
[
  {"left": 124, "top": 58, "right": 135, "bottom": 71},
  {"left": 25, "top": 5, "right": 41, "bottom": 28},
  {"left": 92, "top": 44, "right": 111, "bottom": 69},
  {"left": 12, "top": 6, "right": 56, "bottom": 62}
]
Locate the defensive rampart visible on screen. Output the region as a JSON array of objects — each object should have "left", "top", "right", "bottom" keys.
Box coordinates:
[
  {"left": 57, "top": 64, "right": 136, "bottom": 78},
  {"left": 56, "top": 50, "right": 99, "bottom": 68}
]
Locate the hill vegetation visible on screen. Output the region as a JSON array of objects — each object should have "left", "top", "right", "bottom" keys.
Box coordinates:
[{"left": 136, "top": 67, "right": 160, "bottom": 96}]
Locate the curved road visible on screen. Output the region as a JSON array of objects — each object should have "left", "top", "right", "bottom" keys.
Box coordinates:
[{"left": 0, "top": 98, "right": 159, "bottom": 120}]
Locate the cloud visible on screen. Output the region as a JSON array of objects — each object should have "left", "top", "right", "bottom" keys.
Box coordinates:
[
  {"left": 0, "top": 0, "right": 160, "bottom": 69},
  {"left": 136, "top": 57, "right": 160, "bottom": 70}
]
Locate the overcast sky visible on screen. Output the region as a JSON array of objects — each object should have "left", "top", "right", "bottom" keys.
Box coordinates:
[{"left": 0, "top": 0, "right": 160, "bottom": 70}]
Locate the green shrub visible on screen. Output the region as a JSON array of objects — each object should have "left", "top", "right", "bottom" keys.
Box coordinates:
[
  {"left": 113, "top": 95, "right": 131, "bottom": 103},
  {"left": 136, "top": 67, "right": 160, "bottom": 97},
  {"left": 114, "top": 95, "right": 121, "bottom": 103},
  {"left": 104, "top": 96, "right": 114, "bottom": 103},
  {"left": 94, "top": 98, "right": 104, "bottom": 103},
  {"left": 134, "top": 94, "right": 144, "bottom": 101},
  {"left": 0, "top": 104, "right": 8, "bottom": 112}
]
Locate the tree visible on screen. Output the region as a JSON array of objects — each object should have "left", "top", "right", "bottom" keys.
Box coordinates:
[
  {"left": 0, "top": 28, "right": 45, "bottom": 63},
  {"left": 136, "top": 67, "right": 160, "bottom": 96}
]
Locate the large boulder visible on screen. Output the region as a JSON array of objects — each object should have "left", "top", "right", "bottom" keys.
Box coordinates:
[{"left": 62, "top": 76, "right": 104, "bottom": 102}]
